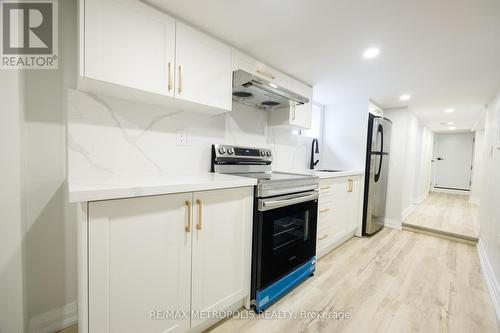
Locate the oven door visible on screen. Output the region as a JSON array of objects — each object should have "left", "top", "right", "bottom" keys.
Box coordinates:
[{"left": 255, "top": 191, "right": 318, "bottom": 290}]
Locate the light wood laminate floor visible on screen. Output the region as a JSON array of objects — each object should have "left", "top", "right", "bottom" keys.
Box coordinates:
[
  {"left": 209, "top": 229, "right": 498, "bottom": 333},
  {"left": 403, "top": 192, "right": 479, "bottom": 241}
]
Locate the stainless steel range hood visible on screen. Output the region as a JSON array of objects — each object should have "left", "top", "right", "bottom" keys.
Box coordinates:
[{"left": 232, "top": 70, "right": 309, "bottom": 111}]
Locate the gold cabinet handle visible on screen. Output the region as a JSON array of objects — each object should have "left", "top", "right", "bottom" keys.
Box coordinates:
[
  {"left": 256, "top": 69, "right": 275, "bottom": 80},
  {"left": 167, "top": 62, "right": 172, "bottom": 92},
  {"left": 185, "top": 201, "right": 192, "bottom": 233},
  {"left": 320, "top": 186, "right": 331, "bottom": 190},
  {"left": 320, "top": 208, "right": 330, "bottom": 213},
  {"left": 178, "top": 65, "right": 183, "bottom": 94},
  {"left": 348, "top": 179, "right": 353, "bottom": 192},
  {"left": 318, "top": 234, "right": 328, "bottom": 240},
  {"left": 196, "top": 199, "right": 203, "bottom": 230}
]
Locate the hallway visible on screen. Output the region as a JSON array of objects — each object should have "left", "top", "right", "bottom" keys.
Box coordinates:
[{"left": 402, "top": 192, "right": 479, "bottom": 242}]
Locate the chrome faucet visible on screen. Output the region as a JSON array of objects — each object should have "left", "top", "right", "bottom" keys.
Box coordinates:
[{"left": 310, "top": 138, "right": 320, "bottom": 169}]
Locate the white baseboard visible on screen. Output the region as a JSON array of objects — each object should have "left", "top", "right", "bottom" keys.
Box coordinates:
[
  {"left": 401, "top": 204, "right": 416, "bottom": 222},
  {"left": 469, "top": 197, "right": 480, "bottom": 204},
  {"left": 29, "top": 301, "right": 77, "bottom": 333},
  {"left": 477, "top": 239, "right": 500, "bottom": 324},
  {"left": 432, "top": 187, "right": 470, "bottom": 195},
  {"left": 414, "top": 192, "right": 429, "bottom": 205},
  {"left": 384, "top": 218, "right": 402, "bottom": 230}
]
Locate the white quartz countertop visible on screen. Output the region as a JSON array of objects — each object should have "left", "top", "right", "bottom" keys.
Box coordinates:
[
  {"left": 304, "top": 170, "right": 365, "bottom": 179},
  {"left": 68, "top": 173, "right": 257, "bottom": 203}
]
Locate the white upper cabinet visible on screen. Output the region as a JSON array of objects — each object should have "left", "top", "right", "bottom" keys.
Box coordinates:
[
  {"left": 369, "top": 101, "right": 384, "bottom": 117},
  {"left": 80, "top": 0, "right": 232, "bottom": 114},
  {"left": 175, "top": 22, "right": 232, "bottom": 111},
  {"left": 83, "top": 0, "right": 175, "bottom": 97},
  {"left": 268, "top": 78, "right": 314, "bottom": 129},
  {"left": 232, "top": 49, "right": 292, "bottom": 89},
  {"left": 289, "top": 80, "right": 313, "bottom": 129}
]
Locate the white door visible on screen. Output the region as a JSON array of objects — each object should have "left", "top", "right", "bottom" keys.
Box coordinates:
[
  {"left": 84, "top": 0, "right": 175, "bottom": 96},
  {"left": 191, "top": 187, "right": 253, "bottom": 328},
  {"left": 434, "top": 133, "right": 474, "bottom": 190},
  {"left": 175, "top": 22, "right": 232, "bottom": 111},
  {"left": 88, "top": 193, "right": 192, "bottom": 333},
  {"left": 289, "top": 80, "right": 313, "bottom": 129}
]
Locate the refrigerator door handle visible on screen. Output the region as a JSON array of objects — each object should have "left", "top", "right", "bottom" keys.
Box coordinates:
[
  {"left": 375, "top": 154, "right": 383, "bottom": 182},
  {"left": 378, "top": 124, "right": 384, "bottom": 154}
]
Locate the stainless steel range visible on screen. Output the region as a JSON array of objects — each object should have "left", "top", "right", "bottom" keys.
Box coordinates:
[{"left": 211, "top": 144, "right": 319, "bottom": 312}]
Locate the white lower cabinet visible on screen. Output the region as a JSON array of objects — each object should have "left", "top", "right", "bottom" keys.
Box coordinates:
[
  {"left": 316, "top": 176, "right": 363, "bottom": 258},
  {"left": 190, "top": 189, "right": 252, "bottom": 328},
  {"left": 86, "top": 187, "right": 253, "bottom": 333}
]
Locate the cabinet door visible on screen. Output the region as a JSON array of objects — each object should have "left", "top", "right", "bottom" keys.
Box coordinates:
[
  {"left": 346, "top": 177, "right": 363, "bottom": 231},
  {"left": 88, "top": 193, "right": 192, "bottom": 333},
  {"left": 176, "top": 22, "right": 232, "bottom": 111},
  {"left": 329, "top": 179, "right": 349, "bottom": 237},
  {"left": 191, "top": 187, "right": 253, "bottom": 328},
  {"left": 290, "top": 80, "right": 313, "bottom": 129},
  {"left": 84, "top": 0, "right": 175, "bottom": 96}
]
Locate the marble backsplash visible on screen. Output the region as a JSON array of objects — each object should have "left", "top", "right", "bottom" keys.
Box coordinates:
[{"left": 67, "top": 89, "right": 314, "bottom": 183}]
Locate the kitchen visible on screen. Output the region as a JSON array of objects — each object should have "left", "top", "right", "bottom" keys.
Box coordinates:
[{"left": 1, "top": 0, "right": 500, "bottom": 333}]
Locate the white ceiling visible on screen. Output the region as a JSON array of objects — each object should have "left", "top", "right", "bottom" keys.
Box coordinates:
[{"left": 145, "top": 0, "right": 500, "bottom": 131}]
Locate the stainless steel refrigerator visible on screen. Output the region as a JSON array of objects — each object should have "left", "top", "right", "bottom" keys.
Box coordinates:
[{"left": 362, "top": 114, "right": 392, "bottom": 235}]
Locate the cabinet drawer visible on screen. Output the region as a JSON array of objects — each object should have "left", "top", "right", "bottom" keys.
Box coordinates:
[
  {"left": 319, "top": 183, "right": 334, "bottom": 197},
  {"left": 316, "top": 226, "right": 335, "bottom": 250}
]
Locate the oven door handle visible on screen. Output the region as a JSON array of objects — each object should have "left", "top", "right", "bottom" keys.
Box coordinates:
[{"left": 259, "top": 192, "right": 319, "bottom": 211}]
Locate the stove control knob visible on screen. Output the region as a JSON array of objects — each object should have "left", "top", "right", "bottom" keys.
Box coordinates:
[
  {"left": 227, "top": 148, "right": 234, "bottom": 155},
  {"left": 266, "top": 151, "right": 272, "bottom": 157},
  {"left": 218, "top": 147, "right": 226, "bottom": 154},
  {"left": 260, "top": 151, "right": 266, "bottom": 156}
]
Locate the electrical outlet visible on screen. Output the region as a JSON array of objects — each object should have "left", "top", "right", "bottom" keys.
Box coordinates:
[{"left": 176, "top": 130, "right": 191, "bottom": 146}]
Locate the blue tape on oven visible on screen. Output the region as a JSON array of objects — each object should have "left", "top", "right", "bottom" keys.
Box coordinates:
[{"left": 255, "top": 257, "right": 316, "bottom": 312}]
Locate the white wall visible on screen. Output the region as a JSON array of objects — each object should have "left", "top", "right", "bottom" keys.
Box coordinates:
[
  {"left": 0, "top": 1, "right": 79, "bottom": 332},
  {"left": 413, "top": 126, "right": 434, "bottom": 203},
  {"left": 384, "top": 108, "right": 431, "bottom": 225},
  {"left": 0, "top": 70, "right": 25, "bottom": 333},
  {"left": 384, "top": 109, "right": 409, "bottom": 223},
  {"left": 470, "top": 130, "right": 485, "bottom": 203},
  {"left": 21, "top": 0, "right": 79, "bottom": 327},
  {"left": 401, "top": 114, "right": 419, "bottom": 217},
  {"left": 477, "top": 90, "right": 500, "bottom": 318},
  {"left": 321, "top": 101, "right": 369, "bottom": 171}
]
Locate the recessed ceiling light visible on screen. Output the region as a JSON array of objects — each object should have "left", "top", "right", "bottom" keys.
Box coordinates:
[
  {"left": 449, "top": 126, "right": 456, "bottom": 130},
  {"left": 400, "top": 94, "right": 411, "bottom": 101},
  {"left": 363, "top": 48, "right": 380, "bottom": 59},
  {"left": 447, "top": 122, "right": 454, "bottom": 125},
  {"left": 444, "top": 108, "right": 455, "bottom": 113},
  {"left": 269, "top": 83, "right": 278, "bottom": 88}
]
